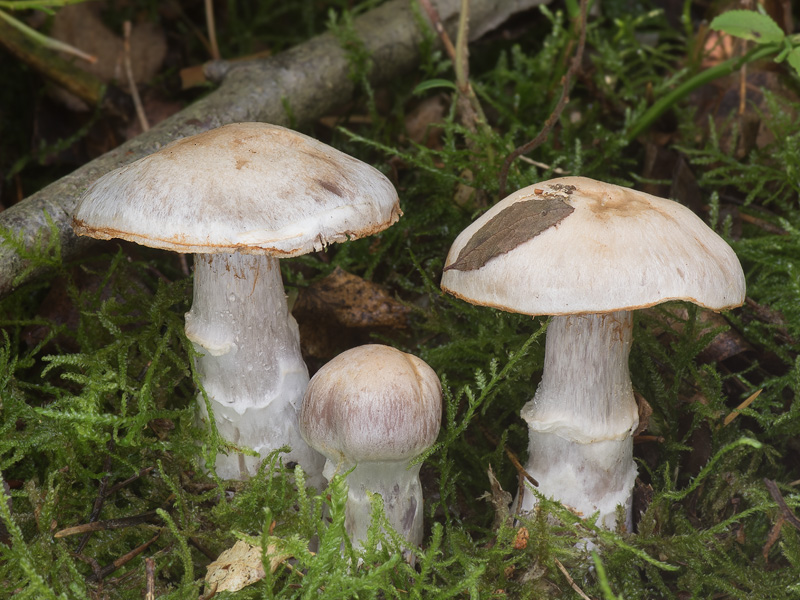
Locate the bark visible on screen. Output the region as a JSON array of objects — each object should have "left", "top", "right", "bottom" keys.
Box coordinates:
[{"left": 0, "top": 0, "right": 548, "bottom": 296}]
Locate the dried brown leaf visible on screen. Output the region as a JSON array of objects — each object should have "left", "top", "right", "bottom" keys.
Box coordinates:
[{"left": 445, "top": 194, "right": 574, "bottom": 272}]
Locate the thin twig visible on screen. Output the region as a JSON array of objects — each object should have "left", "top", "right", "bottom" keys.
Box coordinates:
[
  {"left": 145, "top": 557, "right": 155, "bottom": 600},
  {"left": 54, "top": 510, "right": 160, "bottom": 538},
  {"left": 518, "top": 156, "right": 570, "bottom": 175},
  {"left": 417, "top": 0, "right": 457, "bottom": 60},
  {"left": 204, "top": 0, "right": 221, "bottom": 60},
  {"left": 86, "top": 531, "right": 161, "bottom": 583},
  {"left": 103, "top": 466, "right": 155, "bottom": 498},
  {"left": 762, "top": 515, "right": 784, "bottom": 562},
  {"left": 764, "top": 478, "right": 800, "bottom": 532},
  {"left": 76, "top": 452, "right": 113, "bottom": 553},
  {"left": 723, "top": 389, "right": 762, "bottom": 426},
  {"left": 554, "top": 557, "right": 594, "bottom": 600},
  {"left": 123, "top": 20, "right": 150, "bottom": 133},
  {"left": 498, "top": 0, "right": 589, "bottom": 198},
  {"left": 418, "top": 0, "right": 489, "bottom": 140},
  {"left": 479, "top": 424, "right": 538, "bottom": 488}
]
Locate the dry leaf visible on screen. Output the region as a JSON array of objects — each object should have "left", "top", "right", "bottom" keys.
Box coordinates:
[
  {"left": 404, "top": 94, "right": 447, "bottom": 147},
  {"left": 205, "top": 541, "right": 290, "bottom": 593},
  {"left": 293, "top": 267, "right": 410, "bottom": 361},
  {"left": 445, "top": 191, "right": 574, "bottom": 272},
  {"left": 633, "top": 392, "right": 653, "bottom": 436},
  {"left": 477, "top": 465, "right": 513, "bottom": 531},
  {"left": 50, "top": 3, "right": 167, "bottom": 110}
]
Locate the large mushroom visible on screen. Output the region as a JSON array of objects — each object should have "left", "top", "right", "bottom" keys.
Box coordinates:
[
  {"left": 73, "top": 122, "right": 401, "bottom": 483},
  {"left": 441, "top": 176, "right": 745, "bottom": 529},
  {"left": 299, "top": 344, "right": 442, "bottom": 549}
]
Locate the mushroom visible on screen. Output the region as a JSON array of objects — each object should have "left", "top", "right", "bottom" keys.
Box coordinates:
[
  {"left": 440, "top": 176, "right": 745, "bottom": 529},
  {"left": 72, "top": 122, "right": 401, "bottom": 483},
  {"left": 298, "top": 344, "right": 442, "bottom": 549}
]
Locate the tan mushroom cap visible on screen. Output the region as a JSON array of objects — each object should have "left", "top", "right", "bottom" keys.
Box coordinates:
[
  {"left": 441, "top": 177, "right": 746, "bottom": 315},
  {"left": 299, "top": 345, "right": 442, "bottom": 463},
  {"left": 73, "top": 123, "right": 401, "bottom": 257}
]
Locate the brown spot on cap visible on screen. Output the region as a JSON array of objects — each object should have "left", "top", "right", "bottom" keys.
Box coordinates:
[{"left": 316, "top": 179, "right": 344, "bottom": 197}]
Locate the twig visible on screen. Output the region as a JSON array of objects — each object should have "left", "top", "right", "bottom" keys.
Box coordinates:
[
  {"left": 76, "top": 452, "right": 114, "bottom": 553},
  {"left": 479, "top": 424, "right": 538, "bottom": 488},
  {"left": 518, "top": 156, "right": 570, "bottom": 175},
  {"left": 418, "top": 0, "right": 490, "bottom": 140},
  {"left": 417, "top": 0, "right": 457, "bottom": 60},
  {"left": 86, "top": 531, "right": 161, "bottom": 583},
  {"left": 54, "top": 510, "right": 161, "bottom": 538},
  {"left": 764, "top": 478, "right": 800, "bottom": 532},
  {"left": 498, "top": 0, "right": 589, "bottom": 198},
  {"left": 554, "top": 557, "right": 593, "bottom": 600},
  {"left": 723, "top": 389, "right": 762, "bottom": 426},
  {"left": 204, "top": 0, "right": 221, "bottom": 60},
  {"left": 762, "top": 515, "right": 784, "bottom": 562},
  {"left": 123, "top": 20, "right": 150, "bottom": 133},
  {"left": 0, "top": 0, "right": 544, "bottom": 297},
  {"left": 145, "top": 557, "right": 155, "bottom": 600},
  {"left": 103, "top": 466, "right": 155, "bottom": 497}
]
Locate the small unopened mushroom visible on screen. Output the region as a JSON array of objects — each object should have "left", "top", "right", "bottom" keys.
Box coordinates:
[
  {"left": 299, "top": 344, "right": 442, "bottom": 548},
  {"left": 441, "top": 177, "right": 745, "bottom": 529},
  {"left": 72, "top": 123, "right": 401, "bottom": 483}
]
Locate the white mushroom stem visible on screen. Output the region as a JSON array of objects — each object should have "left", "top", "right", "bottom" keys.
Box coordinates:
[
  {"left": 324, "top": 459, "right": 424, "bottom": 549},
  {"left": 519, "top": 311, "right": 639, "bottom": 530},
  {"left": 185, "top": 252, "right": 324, "bottom": 484}
]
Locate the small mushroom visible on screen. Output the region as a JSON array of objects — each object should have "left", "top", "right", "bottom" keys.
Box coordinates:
[
  {"left": 72, "top": 123, "right": 401, "bottom": 483},
  {"left": 441, "top": 176, "right": 745, "bottom": 529},
  {"left": 298, "top": 344, "right": 442, "bottom": 549}
]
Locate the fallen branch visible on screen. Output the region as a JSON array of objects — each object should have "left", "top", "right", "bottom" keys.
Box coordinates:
[{"left": 0, "top": 0, "right": 547, "bottom": 296}]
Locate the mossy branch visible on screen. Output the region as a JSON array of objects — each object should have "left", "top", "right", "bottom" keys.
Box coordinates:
[{"left": 0, "top": 0, "right": 545, "bottom": 297}]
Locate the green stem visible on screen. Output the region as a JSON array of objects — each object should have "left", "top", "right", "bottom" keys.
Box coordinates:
[
  {"left": 625, "top": 43, "right": 779, "bottom": 142},
  {"left": 0, "top": 7, "right": 95, "bottom": 63}
]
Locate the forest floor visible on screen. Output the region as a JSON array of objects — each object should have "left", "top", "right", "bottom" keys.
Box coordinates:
[{"left": 0, "top": 0, "right": 798, "bottom": 598}]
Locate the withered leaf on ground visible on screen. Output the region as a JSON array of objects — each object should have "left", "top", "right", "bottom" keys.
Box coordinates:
[
  {"left": 445, "top": 195, "right": 574, "bottom": 272},
  {"left": 293, "top": 267, "right": 410, "bottom": 362},
  {"left": 204, "top": 540, "right": 290, "bottom": 593}
]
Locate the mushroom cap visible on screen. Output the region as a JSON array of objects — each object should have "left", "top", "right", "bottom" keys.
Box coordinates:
[
  {"left": 299, "top": 345, "right": 442, "bottom": 463},
  {"left": 441, "top": 176, "right": 746, "bottom": 315},
  {"left": 72, "top": 123, "right": 401, "bottom": 257}
]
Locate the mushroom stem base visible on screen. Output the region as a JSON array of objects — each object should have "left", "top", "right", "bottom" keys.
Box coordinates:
[
  {"left": 520, "top": 432, "right": 636, "bottom": 531},
  {"left": 326, "top": 460, "right": 424, "bottom": 550}
]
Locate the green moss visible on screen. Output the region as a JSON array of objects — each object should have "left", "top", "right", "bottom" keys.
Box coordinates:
[{"left": 1, "top": 2, "right": 799, "bottom": 597}]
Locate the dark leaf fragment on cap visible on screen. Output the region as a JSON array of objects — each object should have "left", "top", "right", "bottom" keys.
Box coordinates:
[{"left": 445, "top": 196, "right": 574, "bottom": 272}]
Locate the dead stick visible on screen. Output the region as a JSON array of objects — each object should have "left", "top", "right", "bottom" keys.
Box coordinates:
[
  {"left": 86, "top": 531, "right": 161, "bottom": 583},
  {"left": 498, "top": 0, "right": 589, "bottom": 198},
  {"left": 54, "top": 510, "right": 160, "bottom": 538},
  {"left": 123, "top": 21, "right": 150, "bottom": 132},
  {"left": 103, "top": 466, "right": 155, "bottom": 498},
  {"left": 0, "top": 0, "right": 550, "bottom": 297},
  {"left": 764, "top": 478, "right": 800, "bottom": 532},
  {"left": 417, "top": 0, "right": 458, "bottom": 61},
  {"left": 145, "top": 557, "right": 155, "bottom": 600},
  {"left": 204, "top": 0, "right": 221, "bottom": 61},
  {"left": 479, "top": 424, "right": 538, "bottom": 487},
  {"left": 76, "top": 452, "right": 114, "bottom": 553},
  {"left": 554, "top": 558, "right": 593, "bottom": 600}
]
